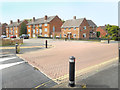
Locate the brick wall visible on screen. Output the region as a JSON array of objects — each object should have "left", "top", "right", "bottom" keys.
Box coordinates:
[{"left": 96, "top": 27, "right": 107, "bottom": 38}]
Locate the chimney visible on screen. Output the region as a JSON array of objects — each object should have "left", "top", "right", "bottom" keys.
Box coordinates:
[
  {"left": 33, "top": 17, "right": 35, "bottom": 22},
  {"left": 44, "top": 15, "right": 47, "bottom": 20},
  {"left": 17, "top": 19, "right": 20, "bottom": 23},
  {"left": 73, "top": 16, "right": 76, "bottom": 19},
  {"left": 10, "top": 20, "right": 13, "bottom": 24}
]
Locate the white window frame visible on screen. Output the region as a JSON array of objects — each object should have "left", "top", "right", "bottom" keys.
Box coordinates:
[
  {"left": 16, "top": 30, "right": 17, "bottom": 33},
  {"left": 83, "top": 26, "right": 86, "bottom": 30},
  {"left": 83, "top": 33, "right": 86, "bottom": 38},
  {"left": 74, "top": 27, "right": 76, "bottom": 30},
  {"left": 44, "top": 34, "right": 47, "bottom": 37},
  {"left": 44, "top": 24, "right": 47, "bottom": 26},
  {"left": 28, "top": 29, "right": 30, "bottom": 32},
  {"left": 44, "top": 28, "right": 47, "bottom": 32},
  {"left": 64, "top": 34, "right": 66, "bottom": 37},
  {"left": 73, "top": 34, "right": 76, "bottom": 38}
]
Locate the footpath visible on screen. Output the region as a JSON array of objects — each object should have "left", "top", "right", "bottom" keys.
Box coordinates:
[{"left": 53, "top": 62, "right": 118, "bottom": 89}]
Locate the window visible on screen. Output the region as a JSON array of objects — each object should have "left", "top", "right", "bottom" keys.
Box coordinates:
[
  {"left": 74, "top": 27, "right": 76, "bottom": 30},
  {"left": 16, "top": 26, "right": 17, "bottom": 28},
  {"left": 44, "top": 34, "right": 47, "bottom": 37},
  {"left": 69, "top": 28, "right": 71, "bottom": 30},
  {"left": 33, "top": 29, "right": 35, "bottom": 33},
  {"left": 44, "top": 28, "right": 47, "bottom": 32},
  {"left": 28, "top": 25, "right": 30, "bottom": 27},
  {"left": 16, "top": 30, "right": 17, "bottom": 33},
  {"left": 28, "top": 34, "right": 30, "bottom": 36},
  {"left": 36, "top": 29, "right": 38, "bottom": 33},
  {"left": 64, "top": 34, "right": 66, "bottom": 37},
  {"left": 64, "top": 28, "right": 66, "bottom": 30},
  {"left": 83, "top": 33, "right": 86, "bottom": 38},
  {"left": 73, "top": 34, "right": 76, "bottom": 38},
  {"left": 28, "top": 29, "right": 30, "bottom": 32},
  {"left": 39, "top": 24, "right": 42, "bottom": 27},
  {"left": 83, "top": 26, "right": 86, "bottom": 30},
  {"left": 44, "top": 24, "right": 47, "bottom": 26}
]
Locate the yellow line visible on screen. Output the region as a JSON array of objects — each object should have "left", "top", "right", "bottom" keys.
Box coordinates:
[
  {"left": 0, "top": 45, "right": 53, "bottom": 49},
  {"left": 35, "top": 57, "right": 118, "bottom": 88}
]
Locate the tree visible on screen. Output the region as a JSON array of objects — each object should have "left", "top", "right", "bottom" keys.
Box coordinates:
[
  {"left": 106, "top": 24, "right": 119, "bottom": 40},
  {"left": 96, "top": 31, "right": 100, "bottom": 38},
  {"left": 62, "top": 20, "right": 65, "bottom": 23},
  {"left": 20, "top": 22, "right": 27, "bottom": 35}
]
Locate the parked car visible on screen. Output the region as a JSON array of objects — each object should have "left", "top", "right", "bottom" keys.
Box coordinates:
[
  {"left": 20, "top": 34, "right": 29, "bottom": 39},
  {"left": 10, "top": 35, "right": 16, "bottom": 38},
  {"left": 1, "top": 35, "right": 7, "bottom": 38}
]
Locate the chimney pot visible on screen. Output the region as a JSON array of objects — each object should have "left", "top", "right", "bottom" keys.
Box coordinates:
[
  {"left": 10, "top": 20, "right": 13, "bottom": 24},
  {"left": 73, "top": 16, "right": 76, "bottom": 19},
  {"left": 33, "top": 17, "right": 35, "bottom": 22},
  {"left": 44, "top": 15, "right": 47, "bottom": 20},
  {"left": 17, "top": 19, "right": 20, "bottom": 23}
]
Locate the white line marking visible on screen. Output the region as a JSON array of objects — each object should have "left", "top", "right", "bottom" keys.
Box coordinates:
[
  {"left": 0, "top": 57, "right": 17, "bottom": 62},
  {"left": 0, "top": 61, "right": 25, "bottom": 70}
]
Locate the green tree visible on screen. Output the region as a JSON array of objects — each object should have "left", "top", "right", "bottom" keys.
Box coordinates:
[
  {"left": 106, "top": 24, "right": 119, "bottom": 40},
  {"left": 62, "top": 20, "right": 65, "bottom": 23},
  {"left": 96, "top": 31, "right": 100, "bottom": 38},
  {"left": 20, "top": 22, "right": 27, "bottom": 35}
]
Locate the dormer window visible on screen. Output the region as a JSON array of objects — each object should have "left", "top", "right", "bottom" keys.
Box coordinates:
[{"left": 74, "top": 27, "right": 76, "bottom": 30}]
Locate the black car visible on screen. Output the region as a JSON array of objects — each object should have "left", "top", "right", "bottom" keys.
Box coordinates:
[{"left": 20, "top": 34, "right": 29, "bottom": 39}]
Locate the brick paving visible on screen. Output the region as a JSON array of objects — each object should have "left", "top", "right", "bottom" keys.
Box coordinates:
[{"left": 17, "top": 40, "right": 118, "bottom": 80}]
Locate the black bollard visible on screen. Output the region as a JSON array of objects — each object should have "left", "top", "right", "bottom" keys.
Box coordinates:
[
  {"left": 69, "top": 56, "right": 75, "bottom": 87},
  {"left": 45, "top": 40, "right": 47, "bottom": 48},
  {"left": 119, "top": 47, "right": 120, "bottom": 63},
  {"left": 108, "top": 39, "right": 109, "bottom": 44},
  {"left": 15, "top": 43, "right": 18, "bottom": 54}
]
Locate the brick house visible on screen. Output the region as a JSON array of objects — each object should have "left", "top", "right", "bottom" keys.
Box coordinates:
[
  {"left": 6, "top": 19, "right": 28, "bottom": 37},
  {"left": 61, "top": 16, "right": 97, "bottom": 39},
  {"left": 96, "top": 26, "right": 107, "bottom": 38},
  {"left": 0, "top": 23, "right": 8, "bottom": 36},
  {"left": 27, "top": 15, "right": 63, "bottom": 38}
]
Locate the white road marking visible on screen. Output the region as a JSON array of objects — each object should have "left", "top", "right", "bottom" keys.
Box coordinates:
[
  {"left": 0, "top": 61, "right": 25, "bottom": 70},
  {"left": 0, "top": 57, "right": 17, "bottom": 62}
]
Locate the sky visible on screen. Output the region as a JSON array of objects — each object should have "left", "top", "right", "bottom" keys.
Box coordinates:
[{"left": 0, "top": 0, "right": 119, "bottom": 26}]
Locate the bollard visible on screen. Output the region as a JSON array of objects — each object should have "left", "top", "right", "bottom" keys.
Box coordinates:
[
  {"left": 45, "top": 40, "right": 47, "bottom": 48},
  {"left": 119, "top": 47, "right": 120, "bottom": 63},
  {"left": 108, "top": 39, "right": 109, "bottom": 44},
  {"left": 15, "top": 43, "right": 18, "bottom": 54},
  {"left": 69, "top": 56, "right": 75, "bottom": 87}
]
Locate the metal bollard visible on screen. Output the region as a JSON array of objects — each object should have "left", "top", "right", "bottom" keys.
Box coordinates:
[
  {"left": 69, "top": 56, "right": 75, "bottom": 87},
  {"left": 15, "top": 43, "right": 18, "bottom": 54},
  {"left": 119, "top": 47, "right": 120, "bottom": 63},
  {"left": 108, "top": 39, "right": 110, "bottom": 44},
  {"left": 45, "top": 40, "right": 47, "bottom": 48}
]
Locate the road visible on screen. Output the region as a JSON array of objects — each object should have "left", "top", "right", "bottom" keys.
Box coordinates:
[{"left": 1, "top": 54, "right": 57, "bottom": 88}]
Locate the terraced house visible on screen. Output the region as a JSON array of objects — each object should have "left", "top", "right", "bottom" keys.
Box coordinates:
[
  {"left": 6, "top": 19, "right": 28, "bottom": 37},
  {"left": 61, "top": 16, "right": 97, "bottom": 39},
  {"left": 0, "top": 23, "right": 8, "bottom": 36},
  {"left": 27, "top": 15, "right": 62, "bottom": 38}
]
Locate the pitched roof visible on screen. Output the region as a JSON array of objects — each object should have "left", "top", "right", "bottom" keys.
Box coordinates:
[
  {"left": 87, "top": 20, "right": 97, "bottom": 27},
  {"left": 6, "top": 21, "right": 24, "bottom": 27},
  {"left": 61, "top": 18, "right": 84, "bottom": 28},
  {"left": 99, "top": 26, "right": 106, "bottom": 30},
  {"left": 27, "top": 16, "right": 56, "bottom": 25}
]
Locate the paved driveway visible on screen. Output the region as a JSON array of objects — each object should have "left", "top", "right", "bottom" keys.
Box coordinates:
[{"left": 17, "top": 39, "right": 118, "bottom": 81}]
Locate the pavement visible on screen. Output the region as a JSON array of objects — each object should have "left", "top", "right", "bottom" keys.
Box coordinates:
[{"left": 53, "top": 61, "right": 118, "bottom": 88}]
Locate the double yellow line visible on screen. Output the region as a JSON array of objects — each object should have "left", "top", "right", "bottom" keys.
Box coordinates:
[
  {"left": 35, "top": 57, "right": 118, "bottom": 88},
  {"left": 0, "top": 45, "right": 53, "bottom": 49}
]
